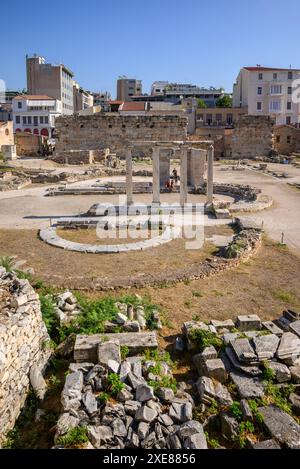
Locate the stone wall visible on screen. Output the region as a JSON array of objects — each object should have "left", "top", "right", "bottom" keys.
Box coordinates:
[
  {"left": 52, "top": 149, "right": 106, "bottom": 165},
  {"left": 15, "top": 132, "right": 43, "bottom": 157},
  {"left": 231, "top": 115, "right": 274, "bottom": 159},
  {"left": 274, "top": 125, "right": 300, "bottom": 155},
  {"left": 53, "top": 114, "right": 188, "bottom": 164},
  {"left": 0, "top": 268, "right": 51, "bottom": 445}
]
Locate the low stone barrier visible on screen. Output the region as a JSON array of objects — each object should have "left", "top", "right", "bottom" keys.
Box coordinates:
[{"left": 39, "top": 219, "right": 262, "bottom": 291}]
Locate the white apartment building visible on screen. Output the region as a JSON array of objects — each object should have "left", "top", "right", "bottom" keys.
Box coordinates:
[
  {"left": 233, "top": 66, "right": 300, "bottom": 125},
  {"left": 12, "top": 95, "right": 62, "bottom": 137}
]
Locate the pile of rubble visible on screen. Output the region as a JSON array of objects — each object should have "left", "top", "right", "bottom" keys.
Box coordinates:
[
  {"left": 104, "top": 301, "right": 162, "bottom": 333},
  {"left": 0, "top": 171, "right": 31, "bottom": 191},
  {"left": 54, "top": 339, "right": 207, "bottom": 449},
  {"left": 182, "top": 312, "right": 300, "bottom": 449},
  {"left": 53, "top": 292, "right": 162, "bottom": 333},
  {"left": 54, "top": 291, "right": 82, "bottom": 326}
]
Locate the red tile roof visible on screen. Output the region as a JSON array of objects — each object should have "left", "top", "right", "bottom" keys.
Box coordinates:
[
  {"left": 244, "top": 66, "right": 300, "bottom": 72},
  {"left": 120, "top": 102, "right": 146, "bottom": 111},
  {"left": 13, "top": 95, "right": 56, "bottom": 101},
  {"left": 109, "top": 100, "right": 124, "bottom": 105}
]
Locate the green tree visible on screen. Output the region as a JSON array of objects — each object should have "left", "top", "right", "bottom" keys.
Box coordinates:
[
  {"left": 216, "top": 95, "right": 232, "bottom": 108},
  {"left": 197, "top": 99, "right": 207, "bottom": 109}
]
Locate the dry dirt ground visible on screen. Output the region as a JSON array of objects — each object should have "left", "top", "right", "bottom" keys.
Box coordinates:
[
  {"left": 0, "top": 227, "right": 230, "bottom": 283},
  {"left": 1, "top": 228, "right": 300, "bottom": 344}
]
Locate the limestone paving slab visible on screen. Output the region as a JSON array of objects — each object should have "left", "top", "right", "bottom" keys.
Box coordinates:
[{"left": 74, "top": 332, "right": 158, "bottom": 363}]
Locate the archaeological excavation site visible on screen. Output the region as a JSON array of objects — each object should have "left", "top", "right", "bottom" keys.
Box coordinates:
[{"left": 1, "top": 105, "right": 300, "bottom": 454}]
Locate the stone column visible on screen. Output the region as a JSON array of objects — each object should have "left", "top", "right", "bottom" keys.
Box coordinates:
[
  {"left": 180, "top": 147, "right": 188, "bottom": 206},
  {"left": 152, "top": 147, "right": 160, "bottom": 205},
  {"left": 126, "top": 149, "right": 133, "bottom": 205},
  {"left": 188, "top": 148, "right": 206, "bottom": 187},
  {"left": 207, "top": 145, "right": 214, "bottom": 205},
  {"left": 159, "top": 149, "right": 171, "bottom": 188}
]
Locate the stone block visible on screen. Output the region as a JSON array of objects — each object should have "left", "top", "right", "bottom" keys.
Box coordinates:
[
  {"left": 236, "top": 314, "right": 261, "bottom": 331},
  {"left": 74, "top": 332, "right": 158, "bottom": 363},
  {"left": 258, "top": 405, "right": 300, "bottom": 449},
  {"left": 97, "top": 340, "right": 121, "bottom": 366},
  {"left": 204, "top": 358, "right": 228, "bottom": 383}
]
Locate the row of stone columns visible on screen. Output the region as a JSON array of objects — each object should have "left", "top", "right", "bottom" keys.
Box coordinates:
[{"left": 126, "top": 145, "right": 214, "bottom": 206}]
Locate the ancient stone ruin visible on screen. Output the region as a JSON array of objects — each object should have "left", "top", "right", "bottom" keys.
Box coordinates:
[{"left": 0, "top": 268, "right": 51, "bottom": 444}]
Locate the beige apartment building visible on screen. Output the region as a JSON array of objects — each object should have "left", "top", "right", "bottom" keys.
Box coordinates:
[
  {"left": 73, "top": 83, "right": 94, "bottom": 113},
  {"left": 117, "top": 77, "right": 142, "bottom": 101},
  {"left": 26, "top": 55, "right": 74, "bottom": 115},
  {"left": 233, "top": 66, "right": 300, "bottom": 125}
]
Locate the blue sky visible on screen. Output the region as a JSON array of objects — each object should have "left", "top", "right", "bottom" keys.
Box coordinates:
[{"left": 1, "top": 0, "right": 300, "bottom": 97}]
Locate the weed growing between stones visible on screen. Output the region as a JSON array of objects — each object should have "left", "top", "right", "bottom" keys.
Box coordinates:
[
  {"left": 189, "top": 328, "right": 223, "bottom": 353},
  {"left": 56, "top": 427, "right": 89, "bottom": 449},
  {"left": 107, "top": 373, "right": 125, "bottom": 396}
]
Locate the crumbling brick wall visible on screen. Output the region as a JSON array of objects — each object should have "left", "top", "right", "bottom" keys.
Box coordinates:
[
  {"left": 231, "top": 115, "right": 274, "bottom": 159},
  {"left": 53, "top": 114, "right": 188, "bottom": 164},
  {"left": 274, "top": 125, "right": 300, "bottom": 155}
]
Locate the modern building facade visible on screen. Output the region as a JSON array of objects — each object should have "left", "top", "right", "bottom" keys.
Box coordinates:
[
  {"left": 134, "top": 82, "right": 227, "bottom": 107},
  {"left": 73, "top": 83, "right": 94, "bottom": 113},
  {"left": 233, "top": 66, "right": 300, "bottom": 125},
  {"left": 117, "top": 77, "right": 142, "bottom": 101},
  {"left": 26, "top": 55, "right": 74, "bottom": 115},
  {"left": 12, "top": 95, "right": 62, "bottom": 137},
  {"left": 92, "top": 92, "right": 111, "bottom": 112}
]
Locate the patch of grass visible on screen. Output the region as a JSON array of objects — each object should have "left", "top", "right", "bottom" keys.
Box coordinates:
[
  {"left": 248, "top": 399, "right": 264, "bottom": 424},
  {"left": 184, "top": 299, "right": 193, "bottom": 308},
  {"left": 148, "top": 375, "right": 177, "bottom": 393},
  {"left": 230, "top": 401, "right": 243, "bottom": 422},
  {"left": 189, "top": 328, "right": 223, "bottom": 353},
  {"left": 263, "top": 382, "right": 295, "bottom": 414},
  {"left": 143, "top": 349, "right": 173, "bottom": 368},
  {"left": 205, "top": 432, "right": 222, "bottom": 449},
  {"left": 56, "top": 427, "right": 89, "bottom": 449},
  {"left": 262, "top": 362, "right": 276, "bottom": 382},
  {"left": 98, "top": 392, "right": 110, "bottom": 404},
  {"left": 207, "top": 398, "right": 219, "bottom": 415},
  {"left": 107, "top": 373, "right": 124, "bottom": 396},
  {"left": 0, "top": 255, "right": 15, "bottom": 272},
  {"left": 272, "top": 289, "right": 296, "bottom": 304},
  {"left": 236, "top": 421, "right": 255, "bottom": 448},
  {"left": 120, "top": 345, "right": 129, "bottom": 360},
  {"left": 39, "top": 293, "right": 59, "bottom": 341},
  {"left": 192, "top": 291, "right": 204, "bottom": 298}
]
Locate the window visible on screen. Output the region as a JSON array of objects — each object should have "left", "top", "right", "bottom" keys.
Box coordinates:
[
  {"left": 18, "top": 101, "right": 22, "bottom": 109},
  {"left": 44, "top": 116, "right": 49, "bottom": 124},
  {"left": 257, "top": 102, "right": 262, "bottom": 111},
  {"left": 270, "top": 85, "right": 282, "bottom": 94},
  {"left": 273, "top": 73, "right": 278, "bottom": 80},
  {"left": 227, "top": 114, "right": 233, "bottom": 125},
  {"left": 16, "top": 116, "right": 20, "bottom": 124},
  {"left": 276, "top": 135, "right": 280, "bottom": 143},
  {"left": 288, "top": 71, "right": 293, "bottom": 80},
  {"left": 27, "top": 116, "right": 32, "bottom": 124},
  {"left": 258, "top": 73, "right": 263, "bottom": 80},
  {"left": 257, "top": 87, "right": 262, "bottom": 95},
  {"left": 22, "top": 116, "right": 27, "bottom": 124},
  {"left": 288, "top": 87, "right": 292, "bottom": 95},
  {"left": 34, "top": 116, "right": 38, "bottom": 126},
  {"left": 269, "top": 101, "right": 281, "bottom": 111},
  {"left": 286, "top": 116, "right": 291, "bottom": 125},
  {"left": 206, "top": 114, "right": 212, "bottom": 125},
  {"left": 287, "top": 136, "right": 291, "bottom": 144},
  {"left": 216, "top": 114, "right": 222, "bottom": 123},
  {"left": 287, "top": 101, "right": 292, "bottom": 110},
  {"left": 40, "top": 116, "right": 44, "bottom": 124}
]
